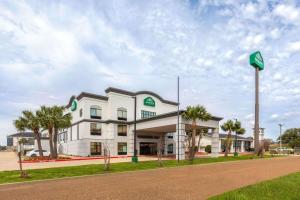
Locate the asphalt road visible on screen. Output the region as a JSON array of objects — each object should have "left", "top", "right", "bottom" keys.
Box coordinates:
[{"left": 1, "top": 156, "right": 300, "bottom": 200}]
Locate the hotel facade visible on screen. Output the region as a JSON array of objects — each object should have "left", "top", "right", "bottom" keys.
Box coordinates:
[{"left": 57, "top": 87, "right": 252, "bottom": 160}]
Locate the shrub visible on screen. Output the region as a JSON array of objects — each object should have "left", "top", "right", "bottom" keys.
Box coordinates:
[{"left": 205, "top": 145, "right": 212, "bottom": 153}]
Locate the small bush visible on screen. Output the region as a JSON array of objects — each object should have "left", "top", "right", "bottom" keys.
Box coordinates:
[{"left": 205, "top": 145, "right": 212, "bottom": 153}]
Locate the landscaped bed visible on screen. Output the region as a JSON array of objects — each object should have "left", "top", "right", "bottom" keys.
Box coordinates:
[
  {"left": 0, "top": 154, "right": 279, "bottom": 185},
  {"left": 210, "top": 171, "right": 300, "bottom": 200}
]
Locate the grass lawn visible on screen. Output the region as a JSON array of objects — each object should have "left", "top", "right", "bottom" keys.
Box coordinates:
[
  {"left": 0, "top": 154, "right": 277, "bottom": 185},
  {"left": 210, "top": 171, "right": 300, "bottom": 200}
]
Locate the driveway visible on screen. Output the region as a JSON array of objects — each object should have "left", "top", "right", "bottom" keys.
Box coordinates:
[{"left": 1, "top": 156, "right": 300, "bottom": 200}]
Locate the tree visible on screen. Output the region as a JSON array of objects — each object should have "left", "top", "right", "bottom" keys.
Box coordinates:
[
  {"left": 37, "top": 106, "right": 55, "bottom": 158},
  {"left": 17, "top": 138, "right": 28, "bottom": 178},
  {"left": 14, "top": 111, "right": 43, "bottom": 156},
  {"left": 278, "top": 128, "right": 300, "bottom": 148},
  {"left": 52, "top": 106, "right": 72, "bottom": 159},
  {"left": 183, "top": 105, "right": 212, "bottom": 161},
  {"left": 221, "top": 120, "right": 245, "bottom": 157}
]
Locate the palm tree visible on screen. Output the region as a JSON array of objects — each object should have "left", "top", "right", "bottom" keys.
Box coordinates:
[
  {"left": 37, "top": 106, "right": 55, "bottom": 158},
  {"left": 221, "top": 120, "right": 245, "bottom": 157},
  {"left": 183, "top": 105, "right": 212, "bottom": 161},
  {"left": 14, "top": 111, "right": 43, "bottom": 156},
  {"left": 52, "top": 106, "right": 72, "bottom": 159}
]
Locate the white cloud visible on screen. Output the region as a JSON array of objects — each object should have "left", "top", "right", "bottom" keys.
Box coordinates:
[
  {"left": 1, "top": 1, "right": 300, "bottom": 144},
  {"left": 270, "top": 114, "right": 279, "bottom": 120},
  {"left": 287, "top": 41, "right": 300, "bottom": 53},
  {"left": 273, "top": 4, "right": 300, "bottom": 21}
]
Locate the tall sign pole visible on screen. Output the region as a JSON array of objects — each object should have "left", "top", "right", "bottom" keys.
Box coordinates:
[
  {"left": 250, "top": 51, "right": 264, "bottom": 154},
  {"left": 254, "top": 67, "right": 259, "bottom": 153}
]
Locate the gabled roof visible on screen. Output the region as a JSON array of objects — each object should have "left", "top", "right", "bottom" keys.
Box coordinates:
[
  {"left": 66, "top": 87, "right": 179, "bottom": 108},
  {"left": 105, "top": 87, "right": 178, "bottom": 106},
  {"left": 7, "top": 132, "right": 35, "bottom": 138}
]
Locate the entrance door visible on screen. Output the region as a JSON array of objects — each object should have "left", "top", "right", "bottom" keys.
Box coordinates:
[{"left": 140, "top": 142, "right": 157, "bottom": 155}]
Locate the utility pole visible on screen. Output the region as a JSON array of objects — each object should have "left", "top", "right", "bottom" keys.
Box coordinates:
[{"left": 279, "top": 123, "right": 283, "bottom": 153}]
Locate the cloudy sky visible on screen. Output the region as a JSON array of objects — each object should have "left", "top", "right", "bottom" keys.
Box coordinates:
[{"left": 1, "top": 0, "right": 300, "bottom": 145}]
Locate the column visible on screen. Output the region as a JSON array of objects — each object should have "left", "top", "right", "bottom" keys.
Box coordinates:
[
  {"left": 128, "top": 126, "right": 134, "bottom": 156},
  {"left": 175, "top": 120, "right": 185, "bottom": 160},
  {"left": 241, "top": 140, "right": 245, "bottom": 152},
  {"left": 211, "top": 128, "right": 219, "bottom": 157}
]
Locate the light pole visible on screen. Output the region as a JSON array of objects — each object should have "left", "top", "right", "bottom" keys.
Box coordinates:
[
  {"left": 250, "top": 51, "right": 264, "bottom": 154},
  {"left": 177, "top": 76, "right": 180, "bottom": 163},
  {"left": 279, "top": 123, "right": 284, "bottom": 153},
  {"left": 132, "top": 96, "right": 138, "bottom": 163}
]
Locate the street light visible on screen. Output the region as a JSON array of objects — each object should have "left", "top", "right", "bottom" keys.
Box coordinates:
[{"left": 132, "top": 96, "right": 138, "bottom": 163}]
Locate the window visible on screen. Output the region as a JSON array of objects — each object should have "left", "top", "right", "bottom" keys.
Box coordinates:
[
  {"left": 118, "top": 142, "right": 127, "bottom": 155},
  {"left": 90, "top": 142, "right": 101, "bottom": 156},
  {"left": 117, "top": 107, "right": 127, "bottom": 121},
  {"left": 79, "top": 108, "right": 83, "bottom": 117},
  {"left": 167, "top": 133, "right": 173, "bottom": 139},
  {"left": 90, "top": 123, "right": 101, "bottom": 135},
  {"left": 118, "top": 125, "right": 127, "bottom": 136},
  {"left": 141, "top": 110, "right": 156, "bottom": 119},
  {"left": 167, "top": 144, "right": 174, "bottom": 154},
  {"left": 90, "top": 105, "right": 101, "bottom": 119}
]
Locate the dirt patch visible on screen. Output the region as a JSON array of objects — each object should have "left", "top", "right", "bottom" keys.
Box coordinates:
[{"left": 1, "top": 156, "right": 300, "bottom": 200}]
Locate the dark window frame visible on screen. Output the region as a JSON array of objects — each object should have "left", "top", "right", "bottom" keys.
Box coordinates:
[
  {"left": 90, "top": 142, "right": 102, "bottom": 156},
  {"left": 117, "top": 108, "right": 127, "bottom": 121},
  {"left": 167, "top": 143, "right": 174, "bottom": 154},
  {"left": 118, "top": 142, "right": 127, "bottom": 155},
  {"left": 118, "top": 124, "right": 127, "bottom": 136},
  {"left": 141, "top": 110, "right": 156, "bottom": 119},
  {"left": 90, "top": 122, "right": 102, "bottom": 136},
  {"left": 90, "top": 106, "right": 102, "bottom": 119}
]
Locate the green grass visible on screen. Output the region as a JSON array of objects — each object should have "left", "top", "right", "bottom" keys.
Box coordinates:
[
  {"left": 0, "top": 154, "right": 277, "bottom": 185},
  {"left": 210, "top": 171, "right": 300, "bottom": 200}
]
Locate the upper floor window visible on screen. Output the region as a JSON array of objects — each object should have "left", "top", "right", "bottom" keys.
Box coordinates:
[
  {"left": 141, "top": 110, "right": 156, "bottom": 119},
  {"left": 90, "top": 122, "right": 102, "bottom": 135},
  {"left": 117, "top": 107, "right": 127, "bottom": 121},
  {"left": 90, "top": 105, "right": 101, "bottom": 119},
  {"left": 118, "top": 125, "right": 127, "bottom": 136}
]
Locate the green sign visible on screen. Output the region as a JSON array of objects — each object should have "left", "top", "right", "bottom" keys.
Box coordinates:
[
  {"left": 71, "top": 99, "right": 77, "bottom": 111},
  {"left": 144, "top": 97, "right": 155, "bottom": 107},
  {"left": 250, "top": 51, "right": 264, "bottom": 70}
]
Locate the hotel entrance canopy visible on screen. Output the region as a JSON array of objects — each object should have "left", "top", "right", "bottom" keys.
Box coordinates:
[{"left": 129, "top": 110, "right": 222, "bottom": 160}]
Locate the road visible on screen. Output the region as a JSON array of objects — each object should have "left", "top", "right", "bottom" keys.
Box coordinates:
[{"left": 1, "top": 156, "right": 300, "bottom": 200}]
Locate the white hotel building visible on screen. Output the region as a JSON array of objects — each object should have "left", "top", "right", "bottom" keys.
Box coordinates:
[{"left": 57, "top": 87, "right": 252, "bottom": 160}]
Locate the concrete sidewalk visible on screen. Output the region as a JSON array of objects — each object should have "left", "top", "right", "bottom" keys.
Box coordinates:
[{"left": 1, "top": 156, "right": 300, "bottom": 200}]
